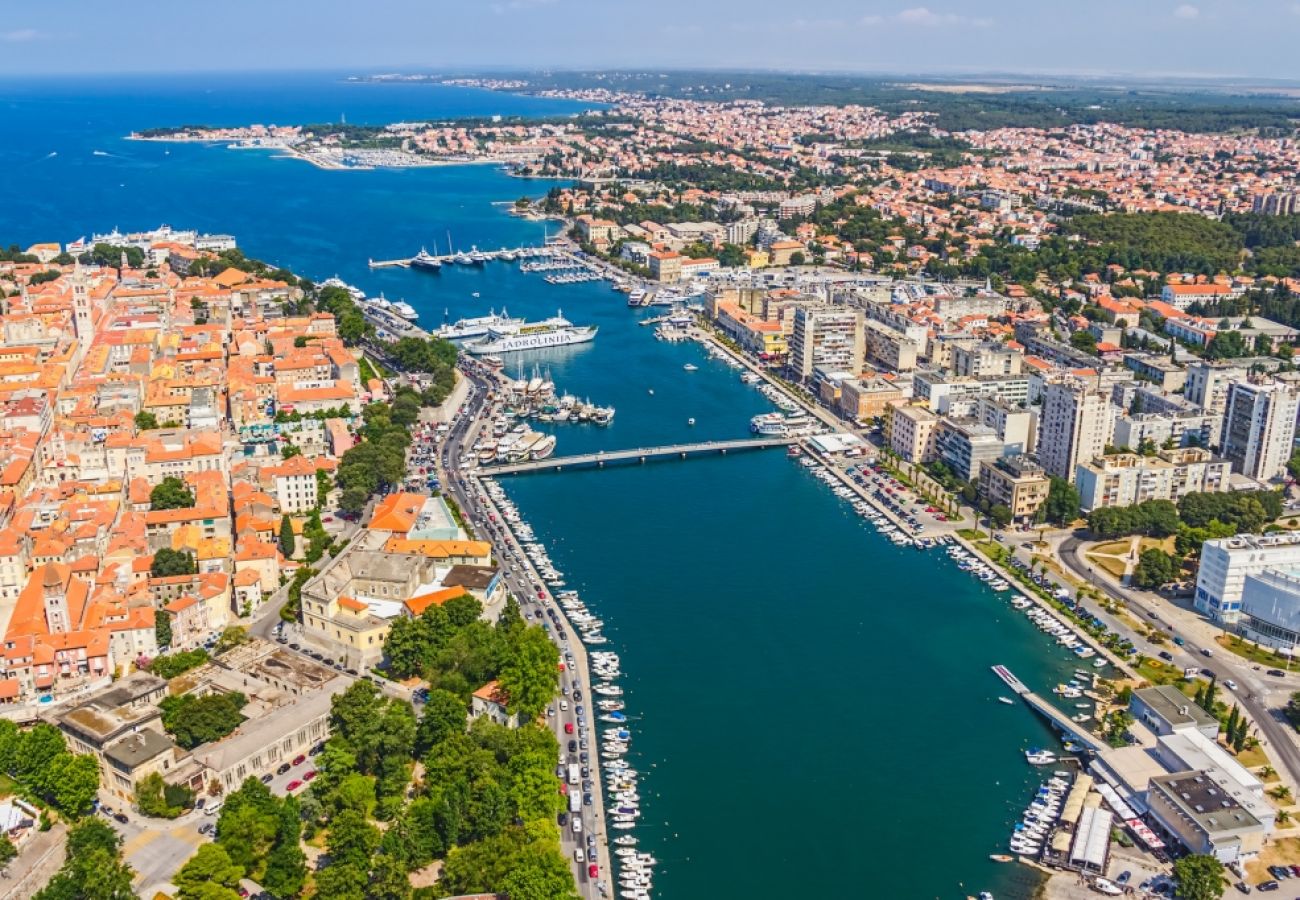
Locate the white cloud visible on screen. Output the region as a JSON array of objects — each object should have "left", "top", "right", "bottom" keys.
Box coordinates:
[
  {"left": 864, "top": 7, "right": 992, "bottom": 28},
  {"left": 1, "top": 29, "right": 39, "bottom": 43},
  {"left": 1173, "top": 3, "right": 1200, "bottom": 18}
]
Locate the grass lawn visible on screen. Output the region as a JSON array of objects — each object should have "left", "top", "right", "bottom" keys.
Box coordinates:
[
  {"left": 1091, "top": 539, "right": 1135, "bottom": 557},
  {"left": 0, "top": 773, "right": 17, "bottom": 798},
  {"left": 1089, "top": 554, "right": 1130, "bottom": 579},
  {"left": 1234, "top": 743, "right": 1270, "bottom": 771},
  {"left": 1216, "top": 633, "right": 1297, "bottom": 668},
  {"left": 1134, "top": 656, "right": 1184, "bottom": 686},
  {"left": 958, "top": 528, "right": 987, "bottom": 541}
]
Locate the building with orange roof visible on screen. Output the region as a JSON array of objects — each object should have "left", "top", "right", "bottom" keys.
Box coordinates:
[{"left": 470, "top": 680, "right": 518, "bottom": 728}]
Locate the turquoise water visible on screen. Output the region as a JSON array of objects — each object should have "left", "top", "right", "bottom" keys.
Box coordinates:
[{"left": 0, "top": 73, "right": 1090, "bottom": 899}]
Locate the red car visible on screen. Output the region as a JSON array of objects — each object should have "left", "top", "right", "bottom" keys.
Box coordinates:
[
  {"left": 292, "top": 754, "right": 306, "bottom": 766},
  {"left": 536, "top": 590, "right": 546, "bottom": 599},
  {"left": 303, "top": 770, "right": 318, "bottom": 782},
  {"left": 564, "top": 722, "right": 574, "bottom": 734},
  {"left": 286, "top": 780, "right": 303, "bottom": 792},
  {"left": 588, "top": 865, "right": 599, "bottom": 878}
]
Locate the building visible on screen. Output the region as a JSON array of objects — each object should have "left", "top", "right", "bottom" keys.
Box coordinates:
[
  {"left": 787, "top": 306, "right": 864, "bottom": 381},
  {"left": 263, "top": 454, "right": 319, "bottom": 515},
  {"left": 837, "top": 377, "right": 905, "bottom": 423},
  {"left": 1184, "top": 361, "right": 1248, "bottom": 417},
  {"left": 1253, "top": 192, "right": 1300, "bottom": 216},
  {"left": 1123, "top": 353, "right": 1187, "bottom": 393},
  {"left": 1129, "top": 685, "right": 1220, "bottom": 740},
  {"left": 647, "top": 251, "right": 683, "bottom": 284},
  {"left": 862, "top": 319, "right": 920, "bottom": 372},
  {"left": 1237, "top": 567, "right": 1300, "bottom": 651},
  {"left": 1074, "top": 447, "right": 1230, "bottom": 511},
  {"left": 933, "top": 417, "right": 1008, "bottom": 482},
  {"left": 886, "top": 404, "right": 938, "bottom": 465},
  {"left": 1145, "top": 771, "right": 1266, "bottom": 864},
  {"left": 1112, "top": 409, "right": 1221, "bottom": 455},
  {"left": 1195, "top": 532, "right": 1300, "bottom": 623},
  {"left": 952, "top": 343, "right": 1023, "bottom": 378},
  {"left": 470, "top": 680, "right": 519, "bottom": 729},
  {"left": 977, "top": 455, "right": 1051, "bottom": 523},
  {"left": 54, "top": 673, "right": 179, "bottom": 802},
  {"left": 1220, "top": 380, "right": 1299, "bottom": 481},
  {"left": 914, "top": 372, "right": 1031, "bottom": 412},
  {"left": 1037, "top": 380, "right": 1116, "bottom": 483},
  {"left": 1161, "top": 283, "right": 1232, "bottom": 311}
]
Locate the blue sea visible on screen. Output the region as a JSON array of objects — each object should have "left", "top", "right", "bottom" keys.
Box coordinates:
[{"left": 0, "top": 72, "right": 1084, "bottom": 899}]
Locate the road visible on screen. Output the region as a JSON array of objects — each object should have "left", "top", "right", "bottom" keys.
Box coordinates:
[
  {"left": 1058, "top": 533, "right": 1300, "bottom": 791},
  {"left": 435, "top": 362, "right": 612, "bottom": 900}
]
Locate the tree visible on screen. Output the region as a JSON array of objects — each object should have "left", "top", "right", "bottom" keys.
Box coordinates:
[
  {"left": 175, "top": 844, "right": 244, "bottom": 900},
  {"left": 313, "top": 863, "right": 368, "bottom": 900},
  {"left": 34, "top": 818, "right": 135, "bottom": 900},
  {"left": 214, "top": 626, "right": 248, "bottom": 654},
  {"left": 498, "top": 626, "right": 559, "bottom": 721},
  {"left": 150, "top": 548, "right": 197, "bottom": 578},
  {"left": 150, "top": 476, "right": 195, "bottom": 510},
  {"left": 161, "top": 692, "right": 247, "bottom": 749},
  {"left": 1172, "top": 854, "right": 1227, "bottom": 900},
  {"left": 279, "top": 514, "right": 296, "bottom": 557},
  {"left": 262, "top": 797, "right": 306, "bottom": 899},
  {"left": 216, "top": 778, "right": 280, "bottom": 875},
  {"left": 1132, "top": 548, "right": 1177, "bottom": 589},
  {"left": 416, "top": 689, "right": 469, "bottom": 754},
  {"left": 134, "top": 410, "right": 159, "bottom": 430},
  {"left": 0, "top": 834, "right": 15, "bottom": 870},
  {"left": 155, "top": 609, "right": 172, "bottom": 648},
  {"left": 789, "top": 251, "right": 806, "bottom": 266},
  {"left": 326, "top": 808, "right": 379, "bottom": 870},
  {"left": 1042, "top": 477, "right": 1081, "bottom": 525},
  {"left": 137, "top": 771, "right": 186, "bottom": 818},
  {"left": 988, "top": 504, "right": 1012, "bottom": 529}
]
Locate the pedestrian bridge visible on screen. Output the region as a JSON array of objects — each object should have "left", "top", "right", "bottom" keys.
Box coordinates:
[{"left": 476, "top": 436, "right": 796, "bottom": 476}]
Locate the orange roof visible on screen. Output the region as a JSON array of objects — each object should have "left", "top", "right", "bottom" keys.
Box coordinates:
[{"left": 404, "top": 586, "right": 467, "bottom": 617}]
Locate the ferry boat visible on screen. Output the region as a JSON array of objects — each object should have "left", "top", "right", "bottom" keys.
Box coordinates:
[
  {"left": 411, "top": 248, "right": 441, "bottom": 271},
  {"left": 436, "top": 309, "right": 525, "bottom": 340},
  {"left": 467, "top": 314, "right": 598, "bottom": 355},
  {"left": 393, "top": 301, "right": 419, "bottom": 321},
  {"left": 627, "top": 288, "right": 648, "bottom": 307}
]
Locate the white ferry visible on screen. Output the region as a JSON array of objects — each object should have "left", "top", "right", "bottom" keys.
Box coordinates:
[
  {"left": 750, "top": 411, "right": 817, "bottom": 437},
  {"left": 467, "top": 313, "right": 597, "bottom": 355},
  {"left": 436, "top": 309, "right": 525, "bottom": 340},
  {"left": 393, "top": 301, "right": 419, "bottom": 321}
]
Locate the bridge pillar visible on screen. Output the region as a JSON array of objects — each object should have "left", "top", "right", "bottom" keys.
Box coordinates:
[
  {"left": 598, "top": 461, "right": 604, "bottom": 468},
  {"left": 639, "top": 456, "right": 645, "bottom": 464},
  {"left": 680, "top": 451, "right": 686, "bottom": 459},
  {"left": 721, "top": 448, "right": 727, "bottom": 454}
]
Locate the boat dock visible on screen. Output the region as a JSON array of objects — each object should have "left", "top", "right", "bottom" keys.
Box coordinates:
[
  {"left": 480, "top": 436, "right": 796, "bottom": 475},
  {"left": 992, "top": 665, "right": 1108, "bottom": 753},
  {"left": 368, "top": 245, "right": 558, "bottom": 268}
]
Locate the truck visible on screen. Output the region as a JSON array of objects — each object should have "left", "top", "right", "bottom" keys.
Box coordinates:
[
  {"left": 568, "top": 791, "right": 581, "bottom": 813},
  {"left": 568, "top": 764, "right": 580, "bottom": 786}
]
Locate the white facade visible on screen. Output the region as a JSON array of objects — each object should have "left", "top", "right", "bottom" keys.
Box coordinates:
[
  {"left": 788, "top": 306, "right": 864, "bottom": 380},
  {"left": 1037, "top": 380, "right": 1116, "bottom": 483},
  {"left": 1075, "top": 448, "right": 1230, "bottom": 511},
  {"left": 1196, "top": 532, "right": 1300, "bottom": 623},
  {"left": 1220, "top": 381, "right": 1299, "bottom": 481}
]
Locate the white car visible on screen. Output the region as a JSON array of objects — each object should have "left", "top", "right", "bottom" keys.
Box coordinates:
[{"left": 560, "top": 700, "right": 569, "bottom": 712}]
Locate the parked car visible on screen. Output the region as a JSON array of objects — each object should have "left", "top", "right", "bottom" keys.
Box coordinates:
[{"left": 286, "top": 780, "right": 303, "bottom": 792}]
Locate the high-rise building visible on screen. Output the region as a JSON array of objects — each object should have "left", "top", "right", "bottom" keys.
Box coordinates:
[
  {"left": 1036, "top": 380, "right": 1116, "bottom": 483},
  {"left": 788, "top": 306, "right": 864, "bottom": 380},
  {"left": 1220, "top": 380, "right": 1299, "bottom": 481},
  {"left": 1184, "top": 361, "right": 1248, "bottom": 418}
]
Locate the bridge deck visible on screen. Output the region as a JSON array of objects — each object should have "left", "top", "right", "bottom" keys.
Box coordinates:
[{"left": 477, "top": 436, "right": 795, "bottom": 475}]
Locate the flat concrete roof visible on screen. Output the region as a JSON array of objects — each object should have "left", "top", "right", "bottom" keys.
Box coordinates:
[
  {"left": 1134, "top": 685, "right": 1218, "bottom": 732},
  {"left": 1150, "top": 771, "right": 1262, "bottom": 835}
]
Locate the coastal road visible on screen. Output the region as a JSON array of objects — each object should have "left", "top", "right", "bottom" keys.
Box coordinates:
[
  {"left": 435, "top": 364, "right": 612, "bottom": 900},
  {"left": 1058, "top": 534, "right": 1300, "bottom": 791}
]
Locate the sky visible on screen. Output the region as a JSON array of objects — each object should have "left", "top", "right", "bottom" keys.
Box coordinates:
[{"left": 5, "top": 0, "right": 1300, "bottom": 81}]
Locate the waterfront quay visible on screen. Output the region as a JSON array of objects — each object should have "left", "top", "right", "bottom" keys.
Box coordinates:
[{"left": 436, "top": 364, "right": 614, "bottom": 900}]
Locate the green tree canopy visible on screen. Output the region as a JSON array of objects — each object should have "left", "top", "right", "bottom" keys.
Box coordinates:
[
  {"left": 150, "top": 476, "right": 195, "bottom": 510},
  {"left": 150, "top": 548, "right": 197, "bottom": 578},
  {"left": 1172, "top": 854, "right": 1227, "bottom": 900}
]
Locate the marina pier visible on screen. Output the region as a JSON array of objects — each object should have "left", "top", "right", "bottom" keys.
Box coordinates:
[
  {"left": 478, "top": 436, "right": 796, "bottom": 475},
  {"left": 368, "top": 244, "right": 561, "bottom": 268},
  {"left": 992, "top": 665, "right": 1108, "bottom": 753}
]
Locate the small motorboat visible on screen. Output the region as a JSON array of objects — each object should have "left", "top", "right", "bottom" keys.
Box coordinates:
[
  {"left": 687, "top": 417, "right": 696, "bottom": 426},
  {"left": 989, "top": 854, "right": 1013, "bottom": 863},
  {"left": 997, "top": 696, "right": 1015, "bottom": 705}
]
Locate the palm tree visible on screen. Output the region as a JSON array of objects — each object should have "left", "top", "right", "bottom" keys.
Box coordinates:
[
  {"left": 1259, "top": 765, "right": 1277, "bottom": 780},
  {"left": 1270, "top": 785, "right": 1292, "bottom": 802},
  {"left": 1277, "top": 809, "right": 1292, "bottom": 827}
]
